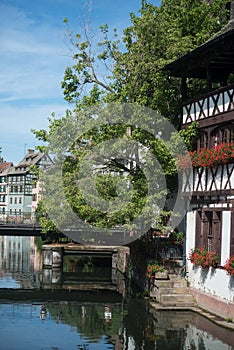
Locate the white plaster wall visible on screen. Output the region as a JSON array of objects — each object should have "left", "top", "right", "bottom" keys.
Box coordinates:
[
  {"left": 186, "top": 209, "right": 233, "bottom": 302},
  {"left": 186, "top": 210, "right": 196, "bottom": 256},
  {"left": 187, "top": 261, "right": 233, "bottom": 302},
  {"left": 221, "top": 211, "right": 231, "bottom": 266}
]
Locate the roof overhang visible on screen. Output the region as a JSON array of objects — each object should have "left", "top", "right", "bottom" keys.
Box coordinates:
[{"left": 165, "top": 23, "right": 234, "bottom": 80}]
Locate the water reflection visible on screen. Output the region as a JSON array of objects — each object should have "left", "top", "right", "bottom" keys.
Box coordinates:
[
  {"left": 0, "top": 299, "right": 233, "bottom": 350},
  {"left": 0, "top": 235, "right": 41, "bottom": 288},
  {"left": 0, "top": 235, "right": 233, "bottom": 350}
]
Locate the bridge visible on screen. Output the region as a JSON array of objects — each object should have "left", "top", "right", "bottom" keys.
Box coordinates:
[
  {"left": 0, "top": 211, "right": 42, "bottom": 235},
  {"left": 0, "top": 211, "right": 137, "bottom": 246}
]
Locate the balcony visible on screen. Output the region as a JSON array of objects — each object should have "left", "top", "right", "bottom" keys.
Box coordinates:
[
  {"left": 182, "top": 162, "right": 234, "bottom": 201},
  {"left": 182, "top": 83, "right": 234, "bottom": 125}
]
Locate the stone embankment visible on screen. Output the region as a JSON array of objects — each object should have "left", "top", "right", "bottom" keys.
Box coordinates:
[{"left": 149, "top": 273, "right": 234, "bottom": 332}]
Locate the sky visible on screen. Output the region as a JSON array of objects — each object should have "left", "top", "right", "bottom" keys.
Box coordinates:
[{"left": 0, "top": 0, "right": 160, "bottom": 165}]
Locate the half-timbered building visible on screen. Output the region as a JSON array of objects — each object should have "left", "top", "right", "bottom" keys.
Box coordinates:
[{"left": 166, "top": 5, "right": 234, "bottom": 318}]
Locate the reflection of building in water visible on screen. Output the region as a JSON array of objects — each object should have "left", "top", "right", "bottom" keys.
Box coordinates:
[
  {"left": 0, "top": 235, "right": 42, "bottom": 288},
  {"left": 185, "top": 325, "right": 230, "bottom": 350},
  {"left": 1, "top": 236, "right": 30, "bottom": 271},
  {"left": 30, "top": 236, "right": 42, "bottom": 271}
]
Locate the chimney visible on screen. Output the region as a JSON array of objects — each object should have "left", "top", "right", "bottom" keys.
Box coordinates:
[{"left": 27, "top": 149, "right": 34, "bottom": 154}]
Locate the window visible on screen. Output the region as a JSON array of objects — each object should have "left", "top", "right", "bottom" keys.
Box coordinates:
[
  {"left": 199, "top": 132, "right": 208, "bottom": 150},
  {"left": 222, "top": 129, "right": 229, "bottom": 143},
  {"left": 0, "top": 195, "right": 5, "bottom": 203},
  {"left": 0, "top": 177, "right": 5, "bottom": 183},
  {"left": 14, "top": 186, "right": 18, "bottom": 193},
  {"left": 10, "top": 197, "right": 13, "bottom": 204},
  {"left": 211, "top": 127, "right": 234, "bottom": 147},
  {"left": 211, "top": 128, "right": 221, "bottom": 146},
  {"left": 32, "top": 194, "right": 37, "bottom": 202},
  {"left": 231, "top": 129, "right": 234, "bottom": 143},
  {"left": 14, "top": 197, "right": 17, "bottom": 204},
  {"left": 19, "top": 197, "right": 22, "bottom": 204},
  {"left": 196, "top": 210, "right": 222, "bottom": 257}
]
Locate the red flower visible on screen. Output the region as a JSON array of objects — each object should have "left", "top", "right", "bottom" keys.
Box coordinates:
[
  {"left": 178, "top": 142, "right": 234, "bottom": 170},
  {"left": 224, "top": 256, "right": 234, "bottom": 276},
  {"left": 189, "top": 247, "right": 220, "bottom": 269}
]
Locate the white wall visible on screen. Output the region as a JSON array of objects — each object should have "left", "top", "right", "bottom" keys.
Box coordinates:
[
  {"left": 221, "top": 211, "right": 231, "bottom": 266},
  {"left": 187, "top": 261, "right": 233, "bottom": 302},
  {"left": 186, "top": 209, "right": 233, "bottom": 302},
  {"left": 186, "top": 210, "right": 196, "bottom": 255}
]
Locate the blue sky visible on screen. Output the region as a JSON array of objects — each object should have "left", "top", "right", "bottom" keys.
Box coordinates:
[{"left": 0, "top": 0, "right": 160, "bottom": 164}]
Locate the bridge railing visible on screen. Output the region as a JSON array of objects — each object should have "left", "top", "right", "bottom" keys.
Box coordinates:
[{"left": 0, "top": 211, "right": 38, "bottom": 225}]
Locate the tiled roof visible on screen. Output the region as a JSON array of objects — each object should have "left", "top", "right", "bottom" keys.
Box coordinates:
[
  {"left": 8, "top": 150, "right": 52, "bottom": 175},
  {"left": 0, "top": 162, "right": 13, "bottom": 174}
]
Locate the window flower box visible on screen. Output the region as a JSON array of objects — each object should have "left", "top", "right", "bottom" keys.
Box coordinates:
[
  {"left": 178, "top": 142, "right": 234, "bottom": 170},
  {"left": 189, "top": 246, "right": 220, "bottom": 269}
]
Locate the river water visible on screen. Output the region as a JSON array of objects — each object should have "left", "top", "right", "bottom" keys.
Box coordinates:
[{"left": 0, "top": 235, "right": 233, "bottom": 350}]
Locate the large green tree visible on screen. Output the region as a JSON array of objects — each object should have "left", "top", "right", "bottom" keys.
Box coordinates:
[
  {"left": 61, "top": 0, "right": 229, "bottom": 123},
  {"left": 33, "top": 0, "right": 229, "bottom": 239}
]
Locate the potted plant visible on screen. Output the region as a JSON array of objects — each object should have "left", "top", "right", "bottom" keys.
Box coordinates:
[
  {"left": 224, "top": 256, "right": 234, "bottom": 276},
  {"left": 189, "top": 246, "right": 220, "bottom": 269},
  {"left": 146, "top": 261, "right": 167, "bottom": 279}
]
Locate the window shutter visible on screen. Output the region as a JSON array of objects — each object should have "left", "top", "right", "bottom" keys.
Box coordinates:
[
  {"left": 230, "top": 211, "right": 234, "bottom": 256},
  {"left": 201, "top": 211, "right": 210, "bottom": 248},
  {"left": 195, "top": 210, "right": 202, "bottom": 247},
  {"left": 212, "top": 211, "right": 222, "bottom": 255}
]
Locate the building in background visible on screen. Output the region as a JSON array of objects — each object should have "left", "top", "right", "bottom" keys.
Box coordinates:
[
  {"left": 0, "top": 159, "right": 13, "bottom": 217},
  {"left": 0, "top": 150, "right": 52, "bottom": 221}
]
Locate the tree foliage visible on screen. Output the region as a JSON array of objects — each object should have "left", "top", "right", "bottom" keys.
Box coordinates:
[{"left": 33, "top": 0, "right": 229, "bottom": 237}]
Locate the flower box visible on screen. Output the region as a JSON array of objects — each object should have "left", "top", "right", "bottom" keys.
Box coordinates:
[
  {"left": 189, "top": 246, "right": 220, "bottom": 269},
  {"left": 178, "top": 142, "right": 234, "bottom": 170}
]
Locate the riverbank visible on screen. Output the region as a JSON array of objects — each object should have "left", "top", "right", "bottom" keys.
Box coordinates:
[{"left": 150, "top": 301, "right": 234, "bottom": 332}]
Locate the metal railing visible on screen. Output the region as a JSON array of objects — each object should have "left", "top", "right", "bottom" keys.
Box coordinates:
[{"left": 0, "top": 211, "right": 38, "bottom": 225}]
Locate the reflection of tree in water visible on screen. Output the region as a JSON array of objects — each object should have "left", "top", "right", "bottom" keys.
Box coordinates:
[
  {"left": 47, "top": 302, "right": 126, "bottom": 341},
  {"left": 122, "top": 299, "right": 188, "bottom": 349},
  {"left": 122, "top": 299, "right": 156, "bottom": 349}
]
